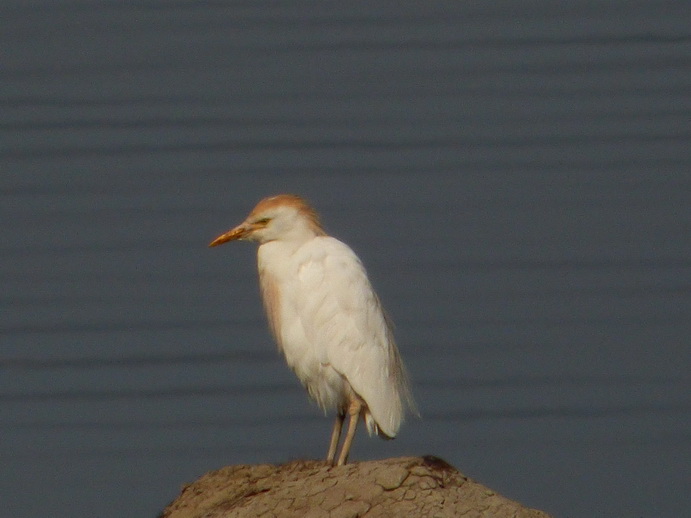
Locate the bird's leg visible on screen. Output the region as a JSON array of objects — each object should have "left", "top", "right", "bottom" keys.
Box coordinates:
[
  {"left": 326, "top": 409, "right": 345, "bottom": 465},
  {"left": 336, "top": 397, "right": 363, "bottom": 466}
]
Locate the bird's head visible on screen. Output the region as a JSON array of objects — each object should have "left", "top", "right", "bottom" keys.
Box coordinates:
[{"left": 209, "top": 194, "right": 326, "bottom": 247}]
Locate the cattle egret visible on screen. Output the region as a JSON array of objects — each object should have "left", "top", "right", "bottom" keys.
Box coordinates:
[{"left": 210, "top": 194, "right": 416, "bottom": 465}]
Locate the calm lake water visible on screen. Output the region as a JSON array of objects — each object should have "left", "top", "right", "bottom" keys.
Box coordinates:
[{"left": 2, "top": 2, "right": 690, "bottom": 517}]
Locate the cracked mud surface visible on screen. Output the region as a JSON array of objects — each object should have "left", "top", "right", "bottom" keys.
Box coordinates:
[{"left": 160, "top": 456, "right": 552, "bottom": 518}]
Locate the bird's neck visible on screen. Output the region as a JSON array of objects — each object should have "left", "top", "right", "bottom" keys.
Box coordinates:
[
  {"left": 262, "top": 221, "right": 323, "bottom": 247},
  {"left": 258, "top": 235, "right": 311, "bottom": 258}
]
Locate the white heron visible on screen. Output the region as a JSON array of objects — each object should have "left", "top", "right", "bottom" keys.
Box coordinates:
[{"left": 209, "top": 194, "right": 416, "bottom": 465}]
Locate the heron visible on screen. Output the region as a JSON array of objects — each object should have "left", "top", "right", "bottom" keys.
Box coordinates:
[{"left": 210, "top": 194, "right": 416, "bottom": 465}]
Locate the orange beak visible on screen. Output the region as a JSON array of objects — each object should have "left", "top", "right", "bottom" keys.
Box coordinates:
[{"left": 209, "top": 224, "right": 250, "bottom": 247}]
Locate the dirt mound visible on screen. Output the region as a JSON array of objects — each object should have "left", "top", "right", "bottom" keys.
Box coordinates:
[{"left": 160, "top": 456, "right": 551, "bottom": 518}]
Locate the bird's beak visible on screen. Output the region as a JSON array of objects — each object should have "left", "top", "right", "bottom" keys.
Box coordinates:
[{"left": 209, "top": 224, "right": 250, "bottom": 247}]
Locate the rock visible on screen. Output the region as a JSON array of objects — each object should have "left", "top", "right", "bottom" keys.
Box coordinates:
[{"left": 160, "top": 456, "right": 552, "bottom": 518}]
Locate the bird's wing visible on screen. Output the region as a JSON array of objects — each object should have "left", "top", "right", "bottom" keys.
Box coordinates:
[{"left": 294, "top": 237, "right": 410, "bottom": 437}]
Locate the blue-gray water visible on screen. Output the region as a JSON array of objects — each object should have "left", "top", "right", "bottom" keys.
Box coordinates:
[{"left": 2, "top": 2, "right": 690, "bottom": 517}]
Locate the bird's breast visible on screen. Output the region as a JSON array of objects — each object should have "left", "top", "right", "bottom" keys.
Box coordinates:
[
  {"left": 257, "top": 242, "right": 314, "bottom": 360},
  {"left": 257, "top": 242, "right": 346, "bottom": 402}
]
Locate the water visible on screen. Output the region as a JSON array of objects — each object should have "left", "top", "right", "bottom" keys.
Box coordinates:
[{"left": 1, "top": 2, "right": 690, "bottom": 517}]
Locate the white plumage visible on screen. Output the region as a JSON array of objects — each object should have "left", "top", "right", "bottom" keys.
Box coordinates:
[{"left": 210, "top": 194, "right": 416, "bottom": 465}]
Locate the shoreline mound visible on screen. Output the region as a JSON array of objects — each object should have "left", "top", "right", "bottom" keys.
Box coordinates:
[{"left": 160, "top": 455, "right": 552, "bottom": 518}]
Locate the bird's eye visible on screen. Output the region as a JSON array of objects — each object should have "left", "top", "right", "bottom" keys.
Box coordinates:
[{"left": 255, "top": 217, "right": 271, "bottom": 226}]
